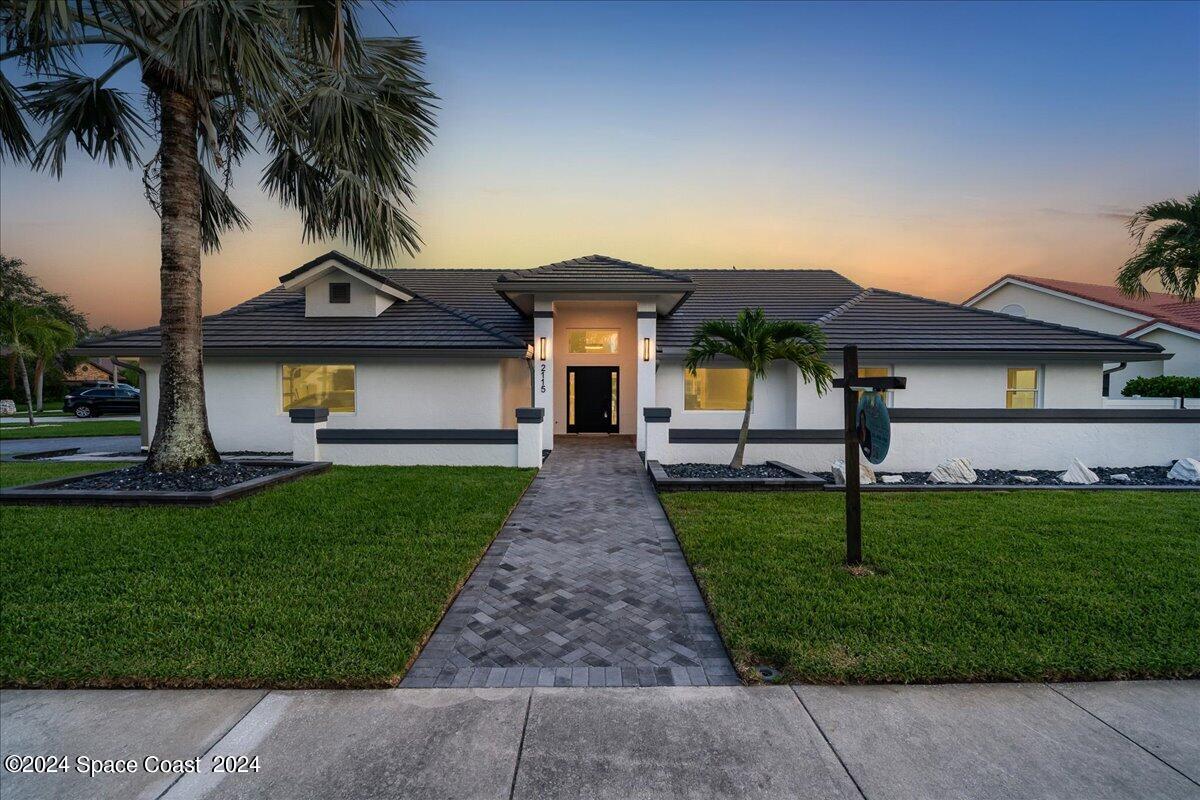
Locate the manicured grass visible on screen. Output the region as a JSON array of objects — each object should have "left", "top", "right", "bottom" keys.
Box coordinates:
[
  {"left": 661, "top": 490, "right": 1200, "bottom": 684},
  {"left": 1, "top": 459, "right": 534, "bottom": 687},
  {"left": 0, "top": 419, "right": 140, "bottom": 439}
]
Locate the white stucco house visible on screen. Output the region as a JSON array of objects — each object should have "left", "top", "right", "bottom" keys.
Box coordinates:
[
  {"left": 79, "top": 253, "right": 1199, "bottom": 471},
  {"left": 964, "top": 274, "right": 1200, "bottom": 398}
]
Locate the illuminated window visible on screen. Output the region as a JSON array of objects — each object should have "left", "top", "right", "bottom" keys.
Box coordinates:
[
  {"left": 1006, "top": 367, "right": 1039, "bottom": 409},
  {"left": 567, "top": 329, "right": 618, "bottom": 354},
  {"left": 282, "top": 364, "right": 356, "bottom": 413},
  {"left": 857, "top": 366, "right": 892, "bottom": 406},
  {"left": 684, "top": 368, "right": 749, "bottom": 410}
]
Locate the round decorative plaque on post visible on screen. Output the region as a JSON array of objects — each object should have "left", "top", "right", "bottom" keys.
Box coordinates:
[{"left": 856, "top": 390, "right": 891, "bottom": 465}]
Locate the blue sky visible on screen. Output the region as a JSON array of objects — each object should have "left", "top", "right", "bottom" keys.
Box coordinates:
[{"left": 1, "top": 1, "right": 1196, "bottom": 327}]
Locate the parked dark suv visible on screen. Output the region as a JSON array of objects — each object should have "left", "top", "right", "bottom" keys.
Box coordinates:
[{"left": 63, "top": 385, "right": 141, "bottom": 418}]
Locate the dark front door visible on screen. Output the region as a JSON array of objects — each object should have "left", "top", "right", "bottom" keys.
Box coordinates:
[{"left": 567, "top": 366, "right": 619, "bottom": 433}]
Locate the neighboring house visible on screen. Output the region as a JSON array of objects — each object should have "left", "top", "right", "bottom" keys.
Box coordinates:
[
  {"left": 63, "top": 358, "right": 118, "bottom": 386},
  {"left": 964, "top": 275, "right": 1200, "bottom": 397},
  {"left": 78, "top": 252, "right": 1195, "bottom": 470}
]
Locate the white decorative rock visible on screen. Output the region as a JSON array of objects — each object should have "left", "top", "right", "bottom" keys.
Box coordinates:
[
  {"left": 1013, "top": 475, "right": 1038, "bottom": 484},
  {"left": 831, "top": 460, "right": 876, "bottom": 485},
  {"left": 927, "top": 458, "right": 977, "bottom": 484},
  {"left": 881, "top": 474, "right": 904, "bottom": 484},
  {"left": 1110, "top": 473, "right": 1131, "bottom": 482},
  {"left": 1167, "top": 458, "right": 1200, "bottom": 482},
  {"left": 0, "top": 399, "right": 15, "bottom": 416},
  {"left": 1059, "top": 458, "right": 1099, "bottom": 485}
]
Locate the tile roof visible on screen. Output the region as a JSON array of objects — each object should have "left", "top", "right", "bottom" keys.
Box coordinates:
[
  {"left": 77, "top": 254, "right": 1163, "bottom": 359},
  {"left": 496, "top": 254, "right": 693, "bottom": 286},
  {"left": 977, "top": 274, "right": 1200, "bottom": 335}
]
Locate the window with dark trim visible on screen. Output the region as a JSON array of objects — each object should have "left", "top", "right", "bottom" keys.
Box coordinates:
[{"left": 329, "top": 282, "right": 351, "bottom": 304}]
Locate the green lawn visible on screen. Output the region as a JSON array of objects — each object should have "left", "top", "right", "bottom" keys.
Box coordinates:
[
  {"left": 0, "top": 419, "right": 140, "bottom": 439},
  {"left": 1, "top": 460, "right": 534, "bottom": 688},
  {"left": 661, "top": 490, "right": 1200, "bottom": 684}
]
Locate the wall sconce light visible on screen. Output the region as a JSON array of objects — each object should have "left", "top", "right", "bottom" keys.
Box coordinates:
[
  {"left": 643, "top": 337, "right": 651, "bottom": 362},
  {"left": 539, "top": 337, "right": 547, "bottom": 361}
]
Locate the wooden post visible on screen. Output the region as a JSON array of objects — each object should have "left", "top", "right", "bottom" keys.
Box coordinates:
[{"left": 842, "top": 344, "right": 862, "bottom": 566}]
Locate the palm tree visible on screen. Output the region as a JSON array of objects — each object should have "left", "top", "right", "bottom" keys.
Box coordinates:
[
  {"left": 685, "top": 307, "right": 833, "bottom": 469},
  {"left": 0, "top": 301, "right": 75, "bottom": 426},
  {"left": 1116, "top": 193, "right": 1200, "bottom": 302},
  {"left": 29, "top": 316, "right": 77, "bottom": 410},
  {"left": 1, "top": 1, "right": 436, "bottom": 471}
]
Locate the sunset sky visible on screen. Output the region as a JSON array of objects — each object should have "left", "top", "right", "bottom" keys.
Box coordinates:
[{"left": 1, "top": 0, "right": 1197, "bottom": 330}]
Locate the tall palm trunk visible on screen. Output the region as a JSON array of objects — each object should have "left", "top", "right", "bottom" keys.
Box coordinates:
[
  {"left": 144, "top": 86, "right": 219, "bottom": 472},
  {"left": 15, "top": 349, "right": 34, "bottom": 427},
  {"left": 730, "top": 375, "right": 754, "bottom": 469},
  {"left": 33, "top": 358, "right": 44, "bottom": 411}
]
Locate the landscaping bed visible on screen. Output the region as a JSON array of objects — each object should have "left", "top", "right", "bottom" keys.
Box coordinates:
[
  {"left": 814, "top": 465, "right": 1194, "bottom": 489},
  {"left": 661, "top": 490, "right": 1200, "bottom": 684},
  {"left": 0, "top": 459, "right": 327, "bottom": 506},
  {"left": 0, "top": 459, "right": 535, "bottom": 687},
  {"left": 649, "top": 460, "right": 824, "bottom": 491}
]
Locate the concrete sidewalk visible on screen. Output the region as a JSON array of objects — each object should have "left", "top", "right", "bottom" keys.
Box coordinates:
[
  {"left": 0, "top": 434, "right": 140, "bottom": 460},
  {"left": 2, "top": 682, "right": 1196, "bottom": 800}
]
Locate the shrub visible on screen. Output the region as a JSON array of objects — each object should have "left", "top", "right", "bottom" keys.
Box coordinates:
[{"left": 1122, "top": 375, "right": 1200, "bottom": 400}]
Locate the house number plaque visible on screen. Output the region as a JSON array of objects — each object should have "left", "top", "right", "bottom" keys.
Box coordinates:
[{"left": 539, "top": 364, "right": 546, "bottom": 393}]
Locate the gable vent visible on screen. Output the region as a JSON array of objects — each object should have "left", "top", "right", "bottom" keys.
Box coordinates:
[{"left": 329, "top": 282, "right": 351, "bottom": 304}]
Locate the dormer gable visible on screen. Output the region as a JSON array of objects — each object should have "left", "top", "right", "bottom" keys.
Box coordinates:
[{"left": 278, "top": 251, "right": 413, "bottom": 318}]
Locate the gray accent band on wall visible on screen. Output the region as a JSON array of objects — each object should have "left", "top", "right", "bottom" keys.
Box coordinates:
[
  {"left": 532, "top": 311, "right": 555, "bottom": 318},
  {"left": 289, "top": 407, "right": 330, "bottom": 423},
  {"left": 317, "top": 429, "right": 518, "bottom": 444},
  {"left": 636, "top": 311, "right": 658, "bottom": 319},
  {"left": 889, "top": 408, "right": 1200, "bottom": 422},
  {"left": 670, "top": 428, "right": 841, "bottom": 443},
  {"left": 515, "top": 407, "right": 545, "bottom": 423},
  {"left": 643, "top": 407, "right": 672, "bottom": 422}
]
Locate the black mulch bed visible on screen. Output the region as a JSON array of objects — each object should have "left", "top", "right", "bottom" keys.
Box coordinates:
[
  {"left": 59, "top": 462, "right": 292, "bottom": 493},
  {"left": 813, "top": 465, "right": 1181, "bottom": 487},
  {"left": 664, "top": 462, "right": 795, "bottom": 479}
]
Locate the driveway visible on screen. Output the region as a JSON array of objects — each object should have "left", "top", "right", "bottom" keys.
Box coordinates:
[
  {"left": 403, "top": 436, "right": 737, "bottom": 688},
  {"left": 0, "top": 435, "right": 141, "bottom": 460},
  {"left": 1, "top": 682, "right": 1195, "bottom": 800}
]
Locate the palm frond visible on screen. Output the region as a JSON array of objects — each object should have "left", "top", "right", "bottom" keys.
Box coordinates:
[
  {"left": 26, "top": 72, "right": 148, "bottom": 176},
  {"left": 0, "top": 69, "right": 33, "bottom": 161},
  {"left": 1118, "top": 193, "right": 1200, "bottom": 301},
  {"left": 199, "top": 166, "right": 249, "bottom": 252}
]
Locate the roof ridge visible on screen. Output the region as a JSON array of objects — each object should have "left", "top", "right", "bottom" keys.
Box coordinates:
[
  {"left": 408, "top": 292, "right": 528, "bottom": 348},
  {"left": 867, "top": 287, "right": 1164, "bottom": 350},
  {"left": 815, "top": 289, "right": 874, "bottom": 325}
]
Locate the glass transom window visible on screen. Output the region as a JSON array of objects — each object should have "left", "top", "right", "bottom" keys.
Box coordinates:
[
  {"left": 858, "top": 366, "right": 892, "bottom": 406},
  {"left": 1006, "top": 367, "right": 1039, "bottom": 409},
  {"left": 567, "top": 329, "right": 619, "bottom": 354},
  {"left": 282, "top": 364, "right": 356, "bottom": 413},
  {"left": 685, "top": 368, "right": 749, "bottom": 411}
]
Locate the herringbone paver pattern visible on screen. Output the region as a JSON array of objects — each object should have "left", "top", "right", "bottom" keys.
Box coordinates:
[{"left": 402, "top": 436, "right": 738, "bottom": 688}]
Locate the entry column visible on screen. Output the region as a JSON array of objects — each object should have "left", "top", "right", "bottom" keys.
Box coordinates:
[
  {"left": 636, "top": 301, "right": 657, "bottom": 451},
  {"left": 533, "top": 300, "right": 555, "bottom": 448}
]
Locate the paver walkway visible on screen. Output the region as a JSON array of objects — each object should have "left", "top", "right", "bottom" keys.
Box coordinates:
[{"left": 403, "top": 436, "right": 738, "bottom": 688}]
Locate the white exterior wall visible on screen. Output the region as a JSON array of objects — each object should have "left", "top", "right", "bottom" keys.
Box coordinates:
[
  {"left": 1135, "top": 328, "right": 1200, "bottom": 378},
  {"left": 303, "top": 271, "right": 395, "bottom": 317},
  {"left": 656, "top": 422, "right": 1198, "bottom": 471},
  {"left": 316, "top": 442, "right": 521, "bottom": 467},
  {"left": 659, "top": 358, "right": 1106, "bottom": 434},
  {"left": 143, "top": 357, "right": 508, "bottom": 453}
]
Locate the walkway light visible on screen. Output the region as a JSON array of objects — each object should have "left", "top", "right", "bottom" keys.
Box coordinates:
[
  {"left": 643, "top": 337, "right": 651, "bottom": 362},
  {"left": 539, "top": 337, "right": 547, "bottom": 361}
]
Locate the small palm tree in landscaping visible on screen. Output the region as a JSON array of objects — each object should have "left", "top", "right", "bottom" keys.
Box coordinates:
[
  {"left": 0, "top": 301, "right": 75, "bottom": 426},
  {"left": 685, "top": 307, "right": 833, "bottom": 469},
  {"left": 1116, "top": 193, "right": 1200, "bottom": 301}
]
